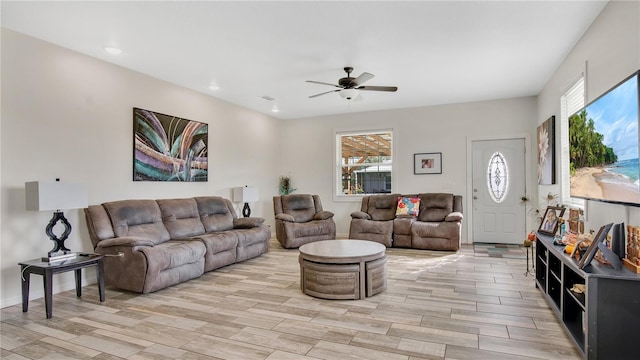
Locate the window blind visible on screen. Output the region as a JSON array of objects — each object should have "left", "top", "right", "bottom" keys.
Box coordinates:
[{"left": 560, "top": 76, "right": 585, "bottom": 206}]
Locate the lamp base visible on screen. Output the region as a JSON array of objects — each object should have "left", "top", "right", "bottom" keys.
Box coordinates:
[
  {"left": 242, "top": 202, "right": 251, "bottom": 218},
  {"left": 41, "top": 252, "right": 78, "bottom": 263},
  {"left": 45, "top": 211, "right": 72, "bottom": 257}
]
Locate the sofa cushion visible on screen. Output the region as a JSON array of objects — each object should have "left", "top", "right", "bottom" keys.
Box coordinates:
[
  {"left": 194, "top": 196, "right": 234, "bottom": 232},
  {"left": 314, "top": 210, "right": 334, "bottom": 221},
  {"left": 138, "top": 239, "right": 206, "bottom": 292},
  {"left": 445, "top": 212, "right": 463, "bottom": 222},
  {"left": 396, "top": 197, "right": 420, "bottom": 216},
  {"left": 198, "top": 232, "right": 238, "bottom": 254},
  {"left": 418, "top": 193, "right": 454, "bottom": 222},
  {"left": 158, "top": 198, "right": 206, "bottom": 238},
  {"left": 85, "top": 205, "right": 115, "bottom": 245},
  {"left": 367, "top": 194, "right": 400, "bottom": 221},
  {"left": 197, "top": 232, "right": 239, "bottom": 271},
  {"left": 234, "top": 217, "right": 265, "bottom": 229},
  {"left": 281, "top": 194, "right": 316, "bottom": 223},
  {"left": 103, "top": 200, "right": 170, "bottom": 244}
]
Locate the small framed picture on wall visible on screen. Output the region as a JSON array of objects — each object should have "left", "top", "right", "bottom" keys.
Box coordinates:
[{"left": 414, "top": 152, "right": 442, "bottom": 174}]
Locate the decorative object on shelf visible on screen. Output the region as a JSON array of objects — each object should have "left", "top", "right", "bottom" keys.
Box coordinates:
[
  {"left": 25, "top": 179, "right": 88, "bottom": 262},
  {"left": 570, "top": 283, "right": 586, "bottom": 294},
  {"left": 414, "top": 152, "right": 442, "bottom": 174},
  {"left": 537, "top": 115, "right": 555, "bottom": 185},
  {"left": 624, "top": 224, "right": 640, "bottom": 273},
  {"left": 278, "top": 176, "right": 297, "bottom": 195},
  {"left": 133, "top": 107, "right": 208, "bottom": 182},
  {"left": 567, "top": 208, "right": 585, "bottom": 234},
  {"left": 232, "top": 186, "right": 259, "bottom": 218},
  {"left": 610, "top": 222, "right": 626, "bottom": 259},
  {"left": 578, "top": 223, "right": 613, "bottom": 269},
  {"left": 537, "top": 206, "right": 565, "bottom": 235}
]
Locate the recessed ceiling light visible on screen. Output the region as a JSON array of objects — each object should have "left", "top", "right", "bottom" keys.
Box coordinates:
[
  {"left": 103, "top": 46, "right": 122, "bottom": 55},
  {"left": 271, "top": 106, "right": 280, "bottom": 113},
  {"left": 208, "top": 84, "right": 220, "bottom": 91}
]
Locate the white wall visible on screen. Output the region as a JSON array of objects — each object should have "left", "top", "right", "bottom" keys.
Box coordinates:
[
  {"left": 279, "top": 96, "right": 538, "bottom": 240},
  {"left": 0, "top": 29, "right": 282, "bottom": 307},
  {"left": 537, "top": 1, "right": 640, "bottom": 231}
]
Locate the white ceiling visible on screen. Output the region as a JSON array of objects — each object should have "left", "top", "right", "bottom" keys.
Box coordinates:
[{"left": 1, "top": 1, "right": 607, "bottom": 119}]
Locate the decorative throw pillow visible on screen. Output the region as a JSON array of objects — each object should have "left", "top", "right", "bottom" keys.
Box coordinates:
[{"left": 396, "top": 197, "right": 420, "bottom": 216}]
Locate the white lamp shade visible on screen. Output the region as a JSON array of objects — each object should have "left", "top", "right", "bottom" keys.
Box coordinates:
[
  {"left": 232, "top": 186, "right": 259, "bottom": 203},
  {"left": 25, "top": 181, "right": 89, "bottom": 211}
]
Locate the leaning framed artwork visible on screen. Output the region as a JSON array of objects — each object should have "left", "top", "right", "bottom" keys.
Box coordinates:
[
  {"left": 538, "top": 206, "right": 565, "bottom": 235},
  {"left": 414, "top": 152, "right": 442, "bottom": 174},
  {"left": 537, "top": 115, "right": 555, "bottom": 185},
  {"left": 133, "top": 108, "right": 208, "bottom": 182}
]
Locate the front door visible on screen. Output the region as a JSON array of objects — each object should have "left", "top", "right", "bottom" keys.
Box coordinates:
[{"left": 472, "top": 138, "right": 526, "bottom": 244}]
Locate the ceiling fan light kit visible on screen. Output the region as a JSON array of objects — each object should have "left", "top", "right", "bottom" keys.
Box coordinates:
[
  {"left": 307, "top": 67, "right": 398, "bottom": 100},
  {"left": 339, "top": 88, "right": 359, "bottom": 100}
]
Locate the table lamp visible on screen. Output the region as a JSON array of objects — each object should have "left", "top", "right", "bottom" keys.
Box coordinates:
[
  {"left": 25, "top": 179, "right": 89, "bottom": 262},
  {"left": 232, "top": 186, "right": 259, "bottom": 217}
]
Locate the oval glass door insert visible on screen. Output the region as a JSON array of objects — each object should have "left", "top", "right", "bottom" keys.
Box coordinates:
[{"left": 487, "top": 152, "right": 509, "bottom": 203}]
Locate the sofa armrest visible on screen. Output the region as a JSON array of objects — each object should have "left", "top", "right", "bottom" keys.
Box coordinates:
[
  {"left": 350, "top": 211, "right": 372, "bottom": 220},
  {"left": 275, "top": 213, "right": 296, "bottom": 222},
  {"left": 233, "top": 217, "right": 266, "bottom": 229},
  {"left": 314, "top": 211, "right": 334, "bottom": 220},
  {"left": 445, "top": 212, "right": 463, "bottom": 222},
  {"left": 96, "top": 236, "right": 155, "bottom": 249}
]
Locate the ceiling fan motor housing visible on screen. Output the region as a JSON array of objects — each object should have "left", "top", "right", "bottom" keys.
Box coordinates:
[{"left": 339, "top": 77, "right": 356, "bottom": 88}]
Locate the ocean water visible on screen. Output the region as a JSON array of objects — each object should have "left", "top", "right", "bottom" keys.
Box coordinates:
[{"left": 604, "top": 158, "right": 640, "bottom": 188}]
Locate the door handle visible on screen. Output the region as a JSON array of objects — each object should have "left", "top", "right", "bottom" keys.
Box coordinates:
[{"left": 473, "top": 196, "right": 478, "bottom": 200}]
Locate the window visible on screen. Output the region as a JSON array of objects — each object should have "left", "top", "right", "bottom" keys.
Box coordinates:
[
  {"left": 487, "top": 152, "right": 509, "bottom": 203},
  {"left": 560, "top": 75, "right": 585, "bottom": 206},
  {"left": 335, "top": 130, "right": 393, "bottom": 197}
]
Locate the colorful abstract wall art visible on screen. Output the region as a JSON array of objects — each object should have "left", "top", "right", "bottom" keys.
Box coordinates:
[
  {"left": 537, "top": 115, "right": 555, "bottom": 185},
  {"left": 133, "top": 108, "right": 208, "bottom": 182}
]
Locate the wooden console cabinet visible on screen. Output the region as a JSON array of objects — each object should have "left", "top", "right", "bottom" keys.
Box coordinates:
[{"left": 535, "top": 232, "right": 640, "bottom": 360}]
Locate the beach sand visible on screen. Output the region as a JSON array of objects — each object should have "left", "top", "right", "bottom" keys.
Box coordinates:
[{"left": 571, "top": 167, "right": 640, "bottom": 203}]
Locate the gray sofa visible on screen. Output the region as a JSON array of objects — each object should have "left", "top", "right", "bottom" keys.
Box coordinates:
[
  {"left": 84, "top": 196, "right": 271, "bottom": 293},
  {"left": 349, "top": 193, "right": 463, "bottom": 251},
  {"left": 273, "top": 194, "right": 336, "bottom": 248}
]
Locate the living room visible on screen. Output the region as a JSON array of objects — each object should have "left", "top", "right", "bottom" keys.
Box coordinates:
[{"left": 1, "top": 1, "right": 639, "bottom": 358}]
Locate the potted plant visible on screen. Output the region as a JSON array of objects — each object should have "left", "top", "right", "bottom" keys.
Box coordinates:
[{"left": 279, "top": 176, "right": 297, "bottom": 195}]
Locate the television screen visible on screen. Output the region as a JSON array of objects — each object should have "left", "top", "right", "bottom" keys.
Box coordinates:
[{"left": 569, "top": 70, "right": 640, "bottom": 206}]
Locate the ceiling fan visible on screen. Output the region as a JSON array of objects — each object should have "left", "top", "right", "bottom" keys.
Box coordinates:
[{"left": 306, "top": 67, "right": 398, "bottom": 100}]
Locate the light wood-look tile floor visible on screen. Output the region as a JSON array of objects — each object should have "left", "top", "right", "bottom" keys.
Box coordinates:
[{"left": 1, "top": 240, "right": 581, "bottom": 360}]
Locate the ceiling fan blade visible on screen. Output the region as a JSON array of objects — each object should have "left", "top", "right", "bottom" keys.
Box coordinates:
[
  {"left": 306, "top": 80, "right": 342, "bottom": 88},
  {"left": 309, "top": 89, "right": 340, "bottom": 98},
  {"left": 353, "top": 72, "right": 374, "bottom": 86},
  {"left": 357, "top": 85, "right": 398, "bottom": 92}
]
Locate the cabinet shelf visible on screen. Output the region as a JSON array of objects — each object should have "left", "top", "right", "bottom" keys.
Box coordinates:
[
  {"left": 565, "top": 288, "right": 586, "bottom": 310},
  {"left": 535, "top": 232, "right": 640, "bottom": 360}
]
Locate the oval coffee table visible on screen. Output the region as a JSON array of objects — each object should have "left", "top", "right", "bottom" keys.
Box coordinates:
[{"left": 298, "top": 239, "right": 387, "bottom": 300}]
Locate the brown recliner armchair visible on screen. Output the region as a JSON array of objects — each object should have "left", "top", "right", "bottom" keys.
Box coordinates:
[{"left": 273, "top": 194, "right": 336, "bottom": 248}]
